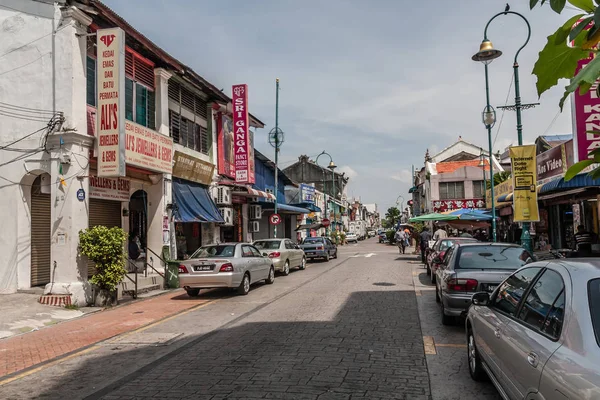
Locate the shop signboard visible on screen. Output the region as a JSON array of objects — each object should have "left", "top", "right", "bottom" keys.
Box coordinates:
[
  {"left": 300, "top": 184, "right": 315, "bottom": 203},
  {"left": 125, "top": 121, "right": 173, "bottom": 174},
  {"left": 537, "top": 144, "right": 567, "bottom": 186},
  {"left": 485, "top": 178, "right": 513, "bottom": 206},
  {"left": 510, "top": 145, "right": 540, "bottom": 222},
  {"left": 172, "top": 151, "right": 214, "bottom": 185},
  {"left": 432, "top": 199, "right": 485, "bottom": 213},
  {"left": 96, "top": 28, "right": 126, "bottom": 177},
  {"left": 232, "top": 84, "right": 254, "bottom": 184},
  {"left": 89, "top": 175, "right": 130, "bottom": 201},
  {"left": 572, "top": 54, "right": 600, "bottom": 163}
]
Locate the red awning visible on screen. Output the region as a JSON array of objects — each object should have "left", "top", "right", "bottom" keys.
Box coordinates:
[{"left": 232, "top": 187, "right": 276, "bottom": 200}]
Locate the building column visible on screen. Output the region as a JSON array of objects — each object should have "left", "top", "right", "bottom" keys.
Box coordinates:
[
  {"left": 44, "top": 7, "right": 93, "bottom": 305},
  {"left": 154, "top": 68, "right": 172, "bottom": 136}
]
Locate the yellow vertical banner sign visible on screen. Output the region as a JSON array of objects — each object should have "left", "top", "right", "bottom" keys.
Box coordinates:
[{"left": 510, "top": 145, "right": 539, "bottom": 222}]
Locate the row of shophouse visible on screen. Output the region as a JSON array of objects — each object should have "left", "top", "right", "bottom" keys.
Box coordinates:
[
  {"left": 0, "top": 0, "right": 377, "bottom": 303},
  {"left": 410, "top": 132, "right": 600, "bottom": 253}
]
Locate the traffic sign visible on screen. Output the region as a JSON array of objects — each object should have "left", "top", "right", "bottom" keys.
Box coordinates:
[
  {"left": 322, "top": 218, "right": 330, "bottom": 227},
  {"left": 270, "top": 213, "right": 282, "bottom": 225}
]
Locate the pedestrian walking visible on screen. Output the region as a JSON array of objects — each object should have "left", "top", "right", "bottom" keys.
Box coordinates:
[
  {"left": 395, "top": 229, "right": 407, "bottom": 254},
  {"left": 574, "top": 224, "right": 593, "bottom": 256},
  {"left": 419, "top": 227, "right": 432, "bottom": 263},
  {"left": 433, "top": 225, "right": 447, "bottom": 240}
]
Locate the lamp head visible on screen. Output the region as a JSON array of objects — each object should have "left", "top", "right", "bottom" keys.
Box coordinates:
[
  {"left": 472, "top": 40, "right": 502, "bottom": 64},
  {"left": 328, "top": 161, "right": 337, "bottom": 170},
  {"left": 482, "top": 105, "right": 497, "bottom": 128}
]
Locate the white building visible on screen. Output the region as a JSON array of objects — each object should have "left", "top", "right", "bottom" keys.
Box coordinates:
[{"left": 0, "top": 0, "right": 263, "bottom": 304}]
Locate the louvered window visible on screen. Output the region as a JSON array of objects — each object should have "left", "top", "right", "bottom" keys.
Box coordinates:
[
  {"left": 169, "top": 110, "right": 210, "bottom": 155},
  {"left": 124, "top": 49, "right": 155, "bottom": 129},
  {"left": 168, "top": 78, "right": 210, "bottom": 154},
  {"left": 86, "top": 56, "right": 96, "bottom": 106}
]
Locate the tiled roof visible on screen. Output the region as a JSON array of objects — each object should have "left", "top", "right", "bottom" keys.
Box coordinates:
[{"left": 435, "top": 159, "right": 489, "bottom": 174}]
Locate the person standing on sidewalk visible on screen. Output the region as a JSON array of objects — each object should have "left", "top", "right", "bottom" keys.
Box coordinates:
[
  {"left": 433, "top": 225, "right": 447, "bottom": 240},
  {"left": 419, "top": 227, "right": 432, "bottom": 263}
]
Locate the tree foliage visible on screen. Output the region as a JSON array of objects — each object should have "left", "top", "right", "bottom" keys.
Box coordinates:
[
  {"left": 79, "top": 226, "right": 128, "bottom": 292},
  {"left": 531, "top": 0, "right": 600, "bottom": 180},
  {"left": 385, "top": 207, "right": 401, "bottom": 227},
  {"left": 485, "top": 171, "right": 511, "bottom": 189}
]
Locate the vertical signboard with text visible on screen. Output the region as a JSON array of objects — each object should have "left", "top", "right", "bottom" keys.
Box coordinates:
[
  {"left": 96, "top": 28, "right": 126, "bottom": 177},
  {"left": 510, "top": 145, "right": 540, "bottom": 222},
  {"left": 572, "top": 55, "right": 600, "bottom": 163},
  {"left": 232, "top": 84, "right": 254, "bottom": 184}
]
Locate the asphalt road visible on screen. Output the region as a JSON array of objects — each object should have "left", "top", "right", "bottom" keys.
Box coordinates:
[{"left": 0, "top": 239, "right": 500, "bottom": 399}]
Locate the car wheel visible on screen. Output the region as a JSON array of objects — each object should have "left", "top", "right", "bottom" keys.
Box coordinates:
[
  {"left": 237, "top": 273, "right": 250, "bottom": 295},
  {"left": 441, "top": 302, "right": 454, "bottom": 326},
  {"left": 468, "top": 330, "right": 487, "bottom": 381},
  {"left": 431, "top": 270, "right": 436, "bottom": 284},
  {"left": 435, "top": 285, "right": 440, "bottom": 303},
  {"left": 299, "top": 257, "right": 306, "bottom": 270},
  {"left": 186, "top": 288, "right": 200, "bottom": 297},
  {"left": 265, "top": 267, "right": 275, "bottom": 284},
  {"left": 324, "top": 253, "right": 330, "bottom": 262},
  {"left": 426, "top": 264, "right": 431, "bottom": 276},
  {"left": 334, "top": 249, "right": 338, "bottom": 259},
  {"left": 283, "top": 260, "right": 290, "bottom": 276}
]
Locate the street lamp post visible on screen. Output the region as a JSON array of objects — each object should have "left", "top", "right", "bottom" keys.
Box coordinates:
[
  {"left": 396, "top": 195, "right": 404, "bottom": 225},
  {"left": 268, "top": 79, "right": 284, "bottom": 238},
  {"left": 316, "top": 151, "right": 337, "bottom": 234},
  {"left": 473, "top": 9, "right": 536, "bottom": 252}
]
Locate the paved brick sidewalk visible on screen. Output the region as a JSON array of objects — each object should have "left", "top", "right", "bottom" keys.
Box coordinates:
[{"left": 0, "top": 290, "right": 207, "bottom": 379}]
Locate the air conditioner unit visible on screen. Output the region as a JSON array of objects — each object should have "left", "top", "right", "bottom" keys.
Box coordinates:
[
  {"left": 249, "top": 221, "right": 260, "bottom": 233},
  {"left": 248, "top": 197, "right": 259, "bottom": 203},
  {"left": 219, "top": 207, "right": 234, "bottom": 226},
  {"left": 249, "top": 205, "right": 262, "bottom": 220},
  {"left": 216, "top": 186, "right": 232, "bottom": 205}
]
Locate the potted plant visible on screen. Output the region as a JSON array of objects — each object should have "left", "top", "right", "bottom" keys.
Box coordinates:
[
  {"left": 79, "top": 225, "right": 128, "bottom": 307},
  {"left": 339, "top": 231, "right": 346, "bottom": 245}
]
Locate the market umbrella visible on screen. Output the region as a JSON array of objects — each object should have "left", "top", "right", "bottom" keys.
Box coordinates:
[
  {"left": 409, "top": 213, "right": 459, "bottom": 222},
  {"left": 459, "top": 210, "right": 495, "bottom": 221},
  {"left": 396, "top": 223, "right": 415, "bottom": 230}
]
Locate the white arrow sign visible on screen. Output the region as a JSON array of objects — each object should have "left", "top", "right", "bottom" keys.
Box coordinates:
[{"left": 350, "top": 253, "right": 377, "bottom": 258}]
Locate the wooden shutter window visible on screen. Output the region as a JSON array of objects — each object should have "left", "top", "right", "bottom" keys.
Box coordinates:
[
  {"left": 195, "top": 95, "right": 207, "bottom": 118},
  {"left": 169, "top": 110, "right": 180, "bottom": 143},
  {"left": 125, "top": 49, "right": 155, "bottom": 90}
]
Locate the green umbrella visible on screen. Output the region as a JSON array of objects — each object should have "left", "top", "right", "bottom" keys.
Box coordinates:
[{"left": 409, "top": 213, "right": 459, "bottom": 222}]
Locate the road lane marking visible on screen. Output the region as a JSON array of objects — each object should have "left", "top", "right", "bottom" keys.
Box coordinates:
[
  {"left": 0, "top": 299, "right": 217, "bottom": 386},
  {"left": 415, "top": 290, "right": 422, "bottom": 296},
  {"left": 436, "top": 343, "right": 467, "bottom": 348},
  {"left": 423, "top": 336, "right": 436, "bottom": 355}
]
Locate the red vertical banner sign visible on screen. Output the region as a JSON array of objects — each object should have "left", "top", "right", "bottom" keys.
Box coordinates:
[
  {"left": 96, "top": 28, "right": 126, "bottom": 177},
  {"left": 232, "top": 84, "right": 254, "bottom": 184},
  {"left": 573, "top": 55, "right": 600, "bottom": 162}
]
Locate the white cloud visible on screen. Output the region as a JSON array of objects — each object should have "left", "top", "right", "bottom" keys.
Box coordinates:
[
  {"left": 391, "top": 169, "right": 412, "bottom": 183},
  {"left": 337, "top": 165, "right": 358, "bottom": 179}
]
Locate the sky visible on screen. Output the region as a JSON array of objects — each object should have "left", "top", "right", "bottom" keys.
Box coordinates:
[{"left": 104, "top": 0, "right": 577, "bottom": 214}]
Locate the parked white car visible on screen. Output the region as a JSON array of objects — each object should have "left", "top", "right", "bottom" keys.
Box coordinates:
[
  {"left": 178, "top": 243, "right": 274, "bottom": 297},
  {"left": 253, "top": 239, "right": 306, "bottom": 275},
  {"left": 346, "top": 233, "right": 358, "bottom": 243}
]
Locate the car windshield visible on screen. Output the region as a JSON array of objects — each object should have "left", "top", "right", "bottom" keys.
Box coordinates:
[
  {"left": 191, "top": 245, "right": 236, "bottom": 258},
  {"left": 456, "top": 245, "right": 532, "bottom": 270},
  {"left": 254, "top": 241, "right": 281, "bottom": 250},
  {"left": 303, "top": 238, "right": 324, "bottom": 244},
  {"left": 589, "top": 278, "right": 600, "bottom": 347},
  {"left": 440, "top": 238, "right": 477, "bottom": 251}
]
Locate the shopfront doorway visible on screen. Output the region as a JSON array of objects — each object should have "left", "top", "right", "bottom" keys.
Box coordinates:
[
  {"left": 30, "top": 174, "right": 51, "bottom": 287},
  {"left": 129, "top": 190, "right": 147, "bottom": 271}
]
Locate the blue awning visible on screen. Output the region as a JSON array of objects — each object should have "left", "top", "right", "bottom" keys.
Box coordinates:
[
  {"left": 290, "top": 203, "right": 321, "bottom": 213},
  {"left": 172, "top": 178, "right": 224, "bottom": 223},
  {"left": 539, "top": 173, "right": 600, "bottom": 194},
  {"left": 260, "top": 203, "right": 310, "bottom": 214}
]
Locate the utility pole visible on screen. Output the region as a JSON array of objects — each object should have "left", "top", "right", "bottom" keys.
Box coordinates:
[{"left": 269, "top": 79, "right": 284, "bottom": 238}]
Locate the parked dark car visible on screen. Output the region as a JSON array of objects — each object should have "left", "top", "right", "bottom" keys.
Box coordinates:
[
  {"left": 466, "top": 260, "right": 600, "bottom": 399},
  {"left": 299, "top": 237, "right": 337, "bottom": 261},
  {"left": 427, "top": 237, "right": 478, "bottom": 283},
  {"left": 435, "top": 242, "right": 534, "bottom": 325}
]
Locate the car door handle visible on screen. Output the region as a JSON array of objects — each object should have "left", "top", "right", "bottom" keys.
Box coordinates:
[
  {"left": 527, "top": 352, "right": 539, "bottom": 368},
  {"left": 494, "top": 329, "right": 501, "bottom": 339}
]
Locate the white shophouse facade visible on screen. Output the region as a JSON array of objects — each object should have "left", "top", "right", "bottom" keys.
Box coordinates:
[{"left": 0, "top": 1, "right": 253, "bottom": 304}]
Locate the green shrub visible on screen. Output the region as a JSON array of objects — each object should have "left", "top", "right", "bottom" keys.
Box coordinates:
[
  {"left": 386, "top": 229, "right": 396, "bottom": 243},
  {"left": 79, "top": 226, "right": 128, "bottom": 292}
]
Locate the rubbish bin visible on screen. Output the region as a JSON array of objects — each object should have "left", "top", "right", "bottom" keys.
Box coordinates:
[{"left": 165, "top": 261, "right": 180, "bottom": 289}]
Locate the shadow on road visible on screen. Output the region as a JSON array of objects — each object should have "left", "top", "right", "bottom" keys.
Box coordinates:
[{"left": 25, "top": 291, "right": 433, "bottom": 400}]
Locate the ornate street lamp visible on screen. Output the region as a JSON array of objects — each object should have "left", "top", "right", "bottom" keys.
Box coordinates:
[
  {"left": 316, "top": 151, "right": 337, "bottom": 233},
  {"left": 473, "top": 8, "right": 537, "bottom": 251}
]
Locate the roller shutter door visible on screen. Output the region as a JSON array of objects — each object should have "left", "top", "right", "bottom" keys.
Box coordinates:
[
  {"left": 30, "top": 192, "right": 51, "bottom": 287},
  {"left": 88, "top": 198, "right": 122, "bottom": 277}
]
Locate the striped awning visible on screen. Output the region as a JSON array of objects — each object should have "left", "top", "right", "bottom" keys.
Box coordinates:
[{"left": 232, "top": 187, "right": 276, "bottom": 200}]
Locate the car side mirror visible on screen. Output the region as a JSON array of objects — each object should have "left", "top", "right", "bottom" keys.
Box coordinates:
[
  {"left": 433, "top": 256, "right": 441, "bottom": 263},
  {"left": 472, "top": 292, "right": 490, "bottom": 306}
]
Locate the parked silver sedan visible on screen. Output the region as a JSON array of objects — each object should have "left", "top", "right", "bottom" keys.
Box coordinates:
[
  {"left": 253, "top": 238, "right": 306, "bottom": 275},
  {"left": 435, "top": 242, "right": 533, "bottom": 325},
  {"left": 178, "top": 243, "right": 275, "bottom": 297},
  {"left": 466, "top": 260, "right": 600, "bottom": 399}
]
